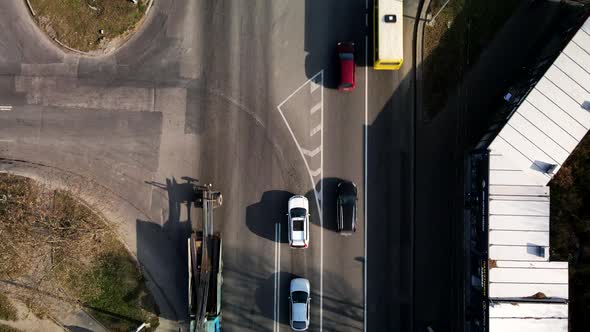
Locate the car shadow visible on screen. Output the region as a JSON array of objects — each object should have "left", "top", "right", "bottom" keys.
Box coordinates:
[
  {"left": 255, "top": 271, "right": 301, "bottom": 326},
  {"left": 246, "top": 190, "right": 294, "bottom": 243},
  {"left": 305, "top": 177, "right": 345, "bottom": 232}
]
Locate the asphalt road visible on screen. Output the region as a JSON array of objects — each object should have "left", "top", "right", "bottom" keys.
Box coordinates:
[{"left": 0, "top": 1, "right": 431, "bottom": 331}]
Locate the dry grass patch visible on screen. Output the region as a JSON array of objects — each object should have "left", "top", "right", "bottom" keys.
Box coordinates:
[
  {"left": 29, "top": 0, "right": 148, "bottom": 52},
  {"left": 0, "top": 173, "right": 158, "bottom": 331},
  {"left": 0, "top": 324, "right": 21, "bottom": 332}
]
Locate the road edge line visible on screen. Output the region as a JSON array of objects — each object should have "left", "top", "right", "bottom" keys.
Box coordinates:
[
  {"left": 319, "top": 68, "right": 324, "bottom": 332},
  {"left": 364, "top": 33, "right": 369, "bottom": 332}
]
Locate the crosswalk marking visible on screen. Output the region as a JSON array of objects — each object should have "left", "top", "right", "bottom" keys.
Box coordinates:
[{"left": 0, "top": 105, "right": 13, "bottom": 111}]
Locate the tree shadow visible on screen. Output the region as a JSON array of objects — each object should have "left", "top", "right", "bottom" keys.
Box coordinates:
[{"left": 246, "top": 190, "right": 294, "bottom": 243}]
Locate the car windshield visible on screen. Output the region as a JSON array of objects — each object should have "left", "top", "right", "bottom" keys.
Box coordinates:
[
  {"left": 339, "top": 52, "right": 353, "bottom": 60},
  {"left": 293, "top": 321, "right": 307, "bottom": 329},
  {"left": 340, "top": 195, "right": 355, "bottom": 205},
  {"left": 290, "top": 207, "right": 306, "bottom": 218},
  {"left": 291, "top": 291, "right": 308, "bottom": 303}
]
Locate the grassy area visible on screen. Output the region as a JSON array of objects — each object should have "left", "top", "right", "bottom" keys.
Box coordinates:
[
  {"left": 550, "top": 133, "right": 590, "bottom": 332},
  {"left": 29, "top": 0, "right": 148, "bottom": 52},
  {"left": 66, "top": 250, "right": 159, "bottom": 332},
  {"left": 423, "top": 0, "right": 524, "bottom": 117},
  {"left": 0, "top": 174, "right": 158, "bottom": 331},
  {"left": 0, "top": 294, "right": 17, "bottom": 321}
]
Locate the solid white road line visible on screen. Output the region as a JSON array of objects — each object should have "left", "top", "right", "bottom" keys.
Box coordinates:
[
  {"left": 274, "top": 223, "right": 279, "bottom": 332},
  {"left": 276, "top": 71, "right": 324, "bottom": 332},
  {"left": 364, "top": 34, "right": 369, "bottom": 332},
  {"left": 0, "top": 139, "right": 15, "bottom": 143},
  {"left": 319, "top": 68, "right": 324, "bottom": 332}
]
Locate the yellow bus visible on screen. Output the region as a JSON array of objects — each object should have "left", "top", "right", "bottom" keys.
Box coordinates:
[{"left": 374, "top": 0, "right": 403, "bottom": 70}]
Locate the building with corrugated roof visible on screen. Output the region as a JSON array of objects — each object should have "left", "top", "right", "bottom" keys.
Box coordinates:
[{"left": 465, "top": 12, "right": 590, "bottom": 332}]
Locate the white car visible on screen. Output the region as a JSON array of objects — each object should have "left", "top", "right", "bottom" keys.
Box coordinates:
[
  {"left": 288, "top": 195, "right": 310, "bottom": 248},
  {"left": 289, "top": 278, "right": 310, "bottom": 331}
]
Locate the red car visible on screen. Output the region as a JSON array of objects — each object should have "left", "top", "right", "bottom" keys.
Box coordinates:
[{"left": 337, "top": 42, "right": 355, "bottom": 91}]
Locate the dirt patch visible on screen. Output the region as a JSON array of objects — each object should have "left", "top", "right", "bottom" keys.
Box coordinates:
[
  {"left": 0, "top": 294, "right": 17, "bottom": 321},
  {"left": 28, "top": 0, "right": 149, "bottom": 53},
  {"left": 0, "top": 298, "right": 62, "bottom": 332},
  {"left": 0, "top": 173, "right": 158, "bottom": 331},
  {"left": 550, "top": 132, "right": 590, "bottom": 332}
]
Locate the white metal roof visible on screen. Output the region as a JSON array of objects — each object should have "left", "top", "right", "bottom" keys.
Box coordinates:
[
  {"left": 377, "top": 0, "right": 403, "bottom": 60},
  {"left": 489, "top": 302, "right": 568, "bottom": 332},
  {"left": 484, "top": 15, "right": 590, "bottom": 332}
]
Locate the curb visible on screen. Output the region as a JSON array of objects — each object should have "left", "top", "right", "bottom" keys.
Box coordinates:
[
  {"left": 146, "top": 0, "right": 155, "bottom": 16},
  {"left": 53, "top": 37, "right": 94, "bottom": 56},
  {"left": 416, "top": 0, "right": 433, "bottom": 124},
  {"left": 47, "top": 315, "right": 70, "bottom": 332},
  {"left": 24, "top": 0, "right": 35, "bottom": 16}
]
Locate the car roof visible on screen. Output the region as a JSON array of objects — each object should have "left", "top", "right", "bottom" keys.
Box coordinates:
[
  {"left": 292, "top": 303, "right": 308, "bottom": 322},
  {"left": 340, "top": 57, "right": 354, "bottom": 85}
]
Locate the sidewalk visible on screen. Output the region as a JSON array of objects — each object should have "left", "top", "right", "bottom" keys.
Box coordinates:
[{"left": 414, "top": 1, "right": 563, "bottom": 331}]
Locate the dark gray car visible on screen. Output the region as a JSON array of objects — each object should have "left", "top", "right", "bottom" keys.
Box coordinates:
[{"left": 336, "top": 181, "right": 357, "bottom": 235}]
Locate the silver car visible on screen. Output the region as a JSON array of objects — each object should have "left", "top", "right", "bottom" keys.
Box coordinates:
[
  {"left": 289, "top": 278, "right": 310, "bottom": 331},
  {"left": 288, "top": 195, "right": 310, "bottom": 248}
]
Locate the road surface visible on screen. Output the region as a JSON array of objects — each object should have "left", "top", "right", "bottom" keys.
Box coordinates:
[{"left": 0, "top": 0, "right": 439, "bottom": 331}]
